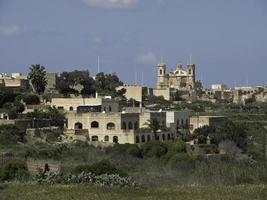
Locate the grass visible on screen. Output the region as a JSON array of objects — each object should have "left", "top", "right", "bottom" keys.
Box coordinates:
[{"left": 0, "top": 183, "right": 266, "bottom": 200}]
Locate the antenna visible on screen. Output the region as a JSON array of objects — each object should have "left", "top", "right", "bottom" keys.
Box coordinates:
[
  {"left": 134, "top": 72, "right": 137, "bottom": 85},
  {"left": 246, "top": 76, "right": 249, "bottom": 87},
  {"left": 141, "top": 72, "right": 144, "bottom": 86},
  {"left": 97, "top": 56, "right": 100, "bottom": 73},
  {"left": 190, "top": 54, "right": 192, "bottom": 64}
]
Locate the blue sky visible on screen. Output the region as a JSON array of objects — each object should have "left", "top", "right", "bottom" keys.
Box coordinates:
[{"left": 0, "top": 0, "right": 266, "bottom": 88}]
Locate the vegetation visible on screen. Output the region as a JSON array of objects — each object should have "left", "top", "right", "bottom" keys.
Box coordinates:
[
  {"left": 28, "top": 64, "right": 47, "bottom": 95},
  {"left": 0, "top": 183, "right": 266, "bottom": 200}
]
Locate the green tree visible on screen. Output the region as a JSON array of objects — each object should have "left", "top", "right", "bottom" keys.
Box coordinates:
[
  {"left": 95, "top": 72, "right": 123, "bottom": 96},
  {"left": 144, "top": 118, "right": 163, "bottom": 140},
  {"left": 56, "top": 70, "right": 95, "bottom": 96},
  {"left": 28, "top": 64, "right": 47, "bottom": 95}
]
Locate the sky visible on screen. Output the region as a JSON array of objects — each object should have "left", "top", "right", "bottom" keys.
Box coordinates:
[{"left": 0, "top": 0, "right": 267, "bottom": 88}]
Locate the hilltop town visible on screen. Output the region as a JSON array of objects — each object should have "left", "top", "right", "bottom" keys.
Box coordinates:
[{"left": 0, "top": 63, "right": 267, "bottom": 196}]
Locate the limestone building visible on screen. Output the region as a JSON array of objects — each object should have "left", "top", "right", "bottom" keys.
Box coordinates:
[
  {"left": 156, "top": 63, "right": 196, "bottom": 91},
  {"left": 154, "top": 63, "right": 196, "bottom": 100}
]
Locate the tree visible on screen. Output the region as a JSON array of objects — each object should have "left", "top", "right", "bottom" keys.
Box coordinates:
[
  {"left": 28, "top": 64, "right": 47, "bottom": 95},
  {"left": 56, "top": 70, "right": 95, "bottom": 96},
  {"left": 193, "top": 125, "right": 216, "bottom": 144},
  {"left": 144, "top": 118, "right": 163, "bottom": 140},
  {"left": 95, "top": 72, "right": 123, "bottom": 97}
]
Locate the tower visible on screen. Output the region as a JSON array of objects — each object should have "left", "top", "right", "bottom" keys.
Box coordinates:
[
  {"left": 157, "top": 63, "right": 167, "bottom": 89},
  {"left": 187, "top": 64, "right": 196, "bottom": 90}
]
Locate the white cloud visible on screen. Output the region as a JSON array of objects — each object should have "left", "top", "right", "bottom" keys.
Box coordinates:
[
  {"left": 0, "top": 26, "right": 20, "bottom": 36},
  {"left": 82, "top": 0, "right": 137, "bottom": 9},
  {"left": 137, "top": 52, "right": 157, "bottom": 64}
]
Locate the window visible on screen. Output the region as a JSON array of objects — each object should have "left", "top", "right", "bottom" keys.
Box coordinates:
[
  {"left": 74, "top": 122, "right": 83, "bottom": 130},
  {"left": 167, "top": 134, "right": 171, "bottom": 140},
  {"left": 136, "top": 136, "right": 140, "bottom": 143},
  {"left": 109, "top": 106, "right": 112, "bottom": 112},
  {"left": 69, "top": 106, "right": 73, "bottom": 111},
  {"left": 128, "top": 122, "right": 133, "bottom": 130},
  {"left": 122, "top": 122, "right": 127, "bottom": 130},
  {"left": 186, "top": 119, "right": 189, "bottom": 128},
  {"left": 92, "top": 136, "right": 98, "bottom": 141},
  {"left": 141, "top": 135, "right": 145, "bottom": 143},
  {"left": 58, "top": 106, "right": 64, "bottom": 110},
  {"left": 104, "top": 136, "right": 109, "bottom": 142},
  {"left": 147, "top": 135, "right": 151, "bottom": 142},
  {"left": 159, "top": 69, "right": 162, "bottom": 75},
  {"left": 181, "top": 119, "right": 184, "bottom": 125},
  {"left": 162, "top": 134, "right": 166, "bottom": 141},
  {"left": 91, "top": 121, "right": 99, "bottom": 128},
  {"left": 107, "top": 123, "right": 115, "bottom": 130},
  {"left": 113, "top": 136, "right": 118, "bottom": 143},
  {"left": 189, "top": 69, "right": 192, "bottom": 74},
  {"left": 134, "top": 121, "right": 139, "bottom": 130}
]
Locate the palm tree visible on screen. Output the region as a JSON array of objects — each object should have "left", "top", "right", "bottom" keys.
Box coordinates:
[
  {"left": 28, "top": 64, "right": 47, "bottom": 95},
  {"left": 144, "top": 119, "right": 162, "bottom": 140}
]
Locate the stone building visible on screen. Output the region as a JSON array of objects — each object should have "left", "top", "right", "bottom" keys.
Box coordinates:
[
  {"left": 0, "top": 73, "right": 29, "bottom": 90},
  {"left": 189, "top": 115, "right": 227, "bottom": 133},
  {"left": 49, "top": 97, "right": 120, "bottom": 113},
  {"left": 154, "top": 63, "right": 196, "bottom": 100}
]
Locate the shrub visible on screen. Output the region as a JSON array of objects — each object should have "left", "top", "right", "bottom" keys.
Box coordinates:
[
  {"left": 110, "top": 144, "right": 142, "bottom": 158},
  {"left": 45, "top": 129, "right": 62, "bottom": 143},
  {"left": 72, "top": 160, "right": 127, "bottom": 177},
  {"left": 141, "top": 141, "right": 168, "bottom": 158},
  {"left": 34, "top": 171, "right": 138, "bottom": 187},
  {"left": 22, "top": 94, "right": 40, "bottom": 105},
  {"left": 169, "top": 141, "right": 186, "bottom": 153},
  {"left": 0, "top": 160, "right": 29, "bottom": 181},
  {"left": 0, "top": 124, "right": 25, "bottom": 145}
]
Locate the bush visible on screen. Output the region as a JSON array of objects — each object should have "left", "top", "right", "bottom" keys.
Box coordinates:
[
  {"left": 0, "top": 125, "right": 25, "bottom": 145},
  {"left": 0, "top": 160, "right": 29, "bottom": 181},
  {"left": 141, "top": 141, "right": 168, "bottom": 158},
  {"left": 34, "top": 171, "right": 138, "bottom": 187},
  {"left": 169, "top": 141, "right": 186, "bottom": 153},
  {"left": 110, "top": 144, "right": 142, "bottom": 158},
  {"left": 22, "top": 94, "right": 40, "bottom": 105},
  {"left": 72, "top": 160, "right": 127, "bottom": 177},
  {"left": 45, "top": 129, "right": 62, "bottom": 143}
]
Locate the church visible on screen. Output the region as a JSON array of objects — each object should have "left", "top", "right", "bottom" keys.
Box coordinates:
[{"left": 154, "top": 63, "right": 196, "bottom": 100}]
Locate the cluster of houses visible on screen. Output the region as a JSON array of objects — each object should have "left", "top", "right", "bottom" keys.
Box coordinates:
[{"left": 1, "top": 62, "right": 266, "bottom": 144}]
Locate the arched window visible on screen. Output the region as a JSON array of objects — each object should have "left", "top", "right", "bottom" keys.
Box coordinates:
[
  {"left": 104, "top": 136, "right": 109, "bottom": 142},
  {"left": 69, "top": 106, "right": 73, "bottom": 111},
  {"left": 92, "top": 136, "right": 98, "bottom": 141},
  {"left": 167, "top": 133, "right": 171, "bottom": 140},
  {"left": 122, "top": 122, "right": 127, "bottom": 130},
  {"left": 159, "top": 69, "right": 162, "bottom": 75},
  {"left": 91, "top": 121, "right": 99, "bottom": 128},
  {"left": 181, "top": 119, "right": 184, "bottom": 125},
  {"left": 134, "top": 121, "right": 139, "bottom": 130},
  {"left": 128, "top": 122, "right": 133, "bottom": 130},
  {"left": 136, "top": 136, "right": 140, "bottom": 143},
  {"left": 162, "top": 134, "right": 166, "bottom": 141},
  {"left": 109, "top": 106, "right": 112, "bottom": 112},
  {"left": 147, "top": 135, "right": 151, "bottom": 142},
  {"left": 141, "top": 135, "right": 145, "bottom": 143},
  {"left": 189, "top": 69, "right": 192, "bottom": 74},
  {"left": 74, "top": 122, "right": 83, "bottom": 130},
  {"left": 186, "top": 119, "right": 189, "bottom": 128},
  {"left": 113, "top": 136, "right": 118, "bottom": 143},
  {"left": 177, "top": 119, "right": 180, "bottom": 125},
  {"left": 107, "top": 123, "right": 115, "bottom": 130}
]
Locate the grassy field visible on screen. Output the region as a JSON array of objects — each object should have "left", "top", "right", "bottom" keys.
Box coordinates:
[{"left": 0, "top": 183, "right": 266, "bottom": 200}]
